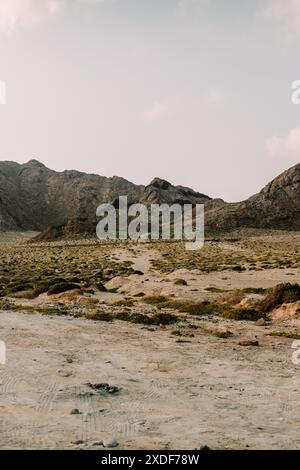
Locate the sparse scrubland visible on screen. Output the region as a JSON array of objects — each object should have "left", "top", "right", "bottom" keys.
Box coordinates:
[{"left": 1, "top": 232, "right": 300, "bottom": 449}]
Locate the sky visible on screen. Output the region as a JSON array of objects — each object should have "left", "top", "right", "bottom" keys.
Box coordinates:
[{"left": 0, "top": 0, "right": 300, "bottom": 201}]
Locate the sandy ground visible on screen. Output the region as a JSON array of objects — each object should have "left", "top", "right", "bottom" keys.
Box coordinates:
[
  {"left": 106, "top": 244, "right": 300, "bottom": 302},
  {"left": 1, "top": 239, "right": 300, "bottom": 449},
  {"left": 1, "top": 309, "right": 300, "bottom": 450}
]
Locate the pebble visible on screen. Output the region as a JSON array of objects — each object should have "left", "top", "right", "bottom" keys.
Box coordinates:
[
  {"left": 70, "top": 408, "right": 81, "bottom": 415},
  {"left": 102, "top": 439, "right": 119, "bottom": 448},
  {"left": 58, "top": 370, "right": 72, "bottom": 377},
  {"left": 87, "top": 382, "right": 120, "bottom": 394},
  {"left": 93, "top": 441, "right": 103, "bottom": 446}
]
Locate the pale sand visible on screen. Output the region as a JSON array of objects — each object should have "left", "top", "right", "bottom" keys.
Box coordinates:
[
  {"left": 1, "top": 241, "right": 300, "bottom": 449},
  {"left": 1, "top": 307, "right": 300, "bottom": 449}
]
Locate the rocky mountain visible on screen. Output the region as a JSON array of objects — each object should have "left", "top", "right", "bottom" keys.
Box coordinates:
[
  {"left": 0, "top": 160, "right": 210, "bottom": 234},
  {"left": 205, "top": 163, "right": 300, "bottom": 233},
  {"left": 142, "top": 178, "right": 210, "bottom": 206},
  {"left": 0, "top": 159, "right": 299, "bottom": 236}
]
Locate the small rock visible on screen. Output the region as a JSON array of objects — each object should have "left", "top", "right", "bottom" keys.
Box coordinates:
[
  {"left": 102, "top": 439, "right": 119, "bottom": 448},
  {"left": 73, "top": 439, "right": 84, "bottom": 445},
  {"left": 213, "top": 327, "right": 232, "bottom": 338},
  {"left": 256, "top": 318, "right": 266, "bottom": 326},
  {"left": 238, "top": 339, "right": 259, "bottom": 347},
  {"left": 70, "top": 408, "right": 81, "bottom": 415},
  {"left": 87, "top": 382, "right": 120, "bottom": 394},
  {"left": 199, "top": 445, "right": 211, "bottom": 451},
  {"left": 93, "top": 440, "right": 103, "bottom": 446},
  {"left": 58, "top": 370, "right": 72, "bottom": 377}
]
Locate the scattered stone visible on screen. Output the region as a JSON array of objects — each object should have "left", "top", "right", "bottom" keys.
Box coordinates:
[
  {"left": 93, "top": 440, "right": 103, "bottom": 446},
  {"left": 256, "top": 318, "right": 266, "bottom": 326},
  {"left": 238, "top": 339, "right": 259, "bottom": 347},
  {"left": 58, "top": 369, "right": 72, "bottom": 377},
  {"left": 102, "top": 439, "right": 119, "bottom": 448},
  {"left": 73, "top": 439, "right": 84, "bottom": 445},
  {"left": 70, "top": 408, "right": 81, "bottom": 415},
  {"left": 213, "top": 327, "right": 233, "bottom": 338},
  {"left": 87, "top": 382, "right": 120, "bottom": 394}
]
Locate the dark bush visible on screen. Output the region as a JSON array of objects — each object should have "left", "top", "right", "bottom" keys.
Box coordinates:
[
  {"left": 151, "top": 312, "right": 178, "bottom": 325},
  {"left": 47, "top": 282, "right": 79, "bottom": 295},
  {"left": 260, "top": 283, "right": 300, "bottom": 312}
]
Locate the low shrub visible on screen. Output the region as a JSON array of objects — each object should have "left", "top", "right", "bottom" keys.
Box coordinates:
[
  {"left": 47, "top": 282, "right": 79, "bottom": 295},
  {"left": 221, "top": 307, "right": 266, "bottom": 321},
  {"left": 111, "top": 299, "right": 135, "bottom": 307},
  {"left": 260, "top": 283, "right": 300, "bottom": 312},
  {"left": 142, "top": 295, "right": 168, "bottom": 305},
  {"left": 266, "top": 330, "right": 300, "bottom": 340},
  {"left": 151, "top": 312, "right": 178, "bottom": 325},
  {"left": 179, "top": 301, "right": 225, "bottom": 316},
  {"left": 85, "top": 311, "right": 113, "bottom": 322},
  {"left": 174, "top": 279, "right": 188, "bottom": 286}
]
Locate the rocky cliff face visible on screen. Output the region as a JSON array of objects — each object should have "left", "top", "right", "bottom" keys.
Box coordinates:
[
  {"left": 205, "top": 163, "right": 300, "bottom": 233},
  {"left": 0, "top": 160, "right": 143, "bottom": 232},
  {"left": 142, "top": 178, "right": 211, "bottom": 206},
  {"left": 0, "top": 160, "right": 299, "bottom": 235},
  {"left": 0, "top": 160, "right": 210, "bottom": 234}
]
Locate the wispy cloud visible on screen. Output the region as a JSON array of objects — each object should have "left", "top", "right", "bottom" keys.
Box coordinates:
[
  {"left": 0, "top": 0, "right": 111, "bottom": 35},
  {"left": 265, "top": 125, "right": 300, "bottom": 160},
  {"left": 261, "top": 0, "right": 300, "bottom": 44}
]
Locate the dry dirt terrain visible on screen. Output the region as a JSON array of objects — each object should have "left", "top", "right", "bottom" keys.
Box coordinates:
[{"left": 1, "top": 232, "right": 300, "bottom": 449}]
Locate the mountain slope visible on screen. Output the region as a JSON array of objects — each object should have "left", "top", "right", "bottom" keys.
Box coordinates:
[
  {"left": 0, "top": 160, "right": 299, "bottom": 235},
  {"left": 0, "top": 160, "right": 210, "bottom": 233},
  {"left": 205, "top": 163, "right": 300, "bottom": 232}
]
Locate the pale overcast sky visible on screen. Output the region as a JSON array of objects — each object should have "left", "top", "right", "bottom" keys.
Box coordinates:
[{"left": 0, "top": 0, "right": 300, "bottom": 201}]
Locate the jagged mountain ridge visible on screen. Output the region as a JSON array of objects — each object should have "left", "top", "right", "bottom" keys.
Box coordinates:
[
  {"left": 0, "top": 160, "right": 210, "bottom": 233},
  {"left": 0, "top": 159, "right": 299, "bottom": 234}
]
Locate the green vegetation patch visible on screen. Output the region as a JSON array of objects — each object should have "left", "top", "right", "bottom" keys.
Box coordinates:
[
  {"left": 221, "top": 307, "right": 266, "bottom": 321},
  {"left": 266, "top": 331, "right": 300, "bottom": 340}
]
